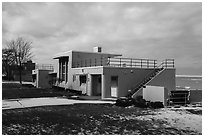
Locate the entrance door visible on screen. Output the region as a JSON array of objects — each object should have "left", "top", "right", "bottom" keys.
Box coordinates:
[
  {"left": 111, "top": 76, "right": 118, "bottom": 97},
  {"left": 92, "top": 75, "right": 101, "bottom": 96},
  {"left": 79, "top": 75, "right": 87, "bottom": 94}
]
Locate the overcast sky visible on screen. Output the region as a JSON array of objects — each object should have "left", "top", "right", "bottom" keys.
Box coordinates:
[{"left": 2, "top": 2, "right": 202, "bottom": 75}]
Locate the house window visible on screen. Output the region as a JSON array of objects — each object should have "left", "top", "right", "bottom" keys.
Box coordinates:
[
  {"left": 73, "top": 75, "right": 76, "bottom": 82},
  {"left": 62, "top": 61, "right": 66, "bottom": 81},
  {"left": 79, "top": 75, "right": 87, "bottom": 85},
  {"left": 59, "top": 58, "right": 68, "bottom": 82}
]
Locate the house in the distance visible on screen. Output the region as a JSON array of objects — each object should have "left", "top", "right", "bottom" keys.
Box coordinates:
[
  {"left": 2, "top": 60, "right": 35, "bottom": 82},
  {"left": 32, "top": 64, "right": 56, "bottom": 88},
  {"left": 53, "top": 47, "right": 176, "bottom": 105}
]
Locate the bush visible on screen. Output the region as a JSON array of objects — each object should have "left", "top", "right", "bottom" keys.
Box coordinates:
[
  {"left": 146, "top": 101, "right": 164, "bottom": 109},
  {"left": 115, "top": 97, "right": 135, "bottom": 107},
  {"left": 115, "top": 96, "right": 164, "bottom": 109}
]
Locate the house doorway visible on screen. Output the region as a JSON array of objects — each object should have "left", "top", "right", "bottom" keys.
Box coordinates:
[
  {"left": 92, "top": 74, "right": 102, "bottom": 96},
  {"left": 111, "top": 76, "right": 118, "bottom": 97},
  {"left": 79, "top": 75, "right": 87, "bottom": 94}
]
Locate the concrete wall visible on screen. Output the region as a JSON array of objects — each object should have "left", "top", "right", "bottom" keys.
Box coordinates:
[
  {"left": 72, "top": 51, "right": 112, "bottom": 68},
  {"left": 66, "top": 66, "right": 104, "bottom": 95},
  {"left": 102, "top": 67, "right": 175, "bottom": 99},
  {"left": 103, "top": 67, "right": 157, "bottom": 98},
  {"left": 189, "top": 90, "right": 202, "bottom": 103},
  {"left": 35, "top": 70, "right": 52, "bottom": 88},
  {"left": 148, "top": 69, "right": 176, "bottom": 95},
  {"left": 56, "top": 65, "right": 175, "bottom": 100}
]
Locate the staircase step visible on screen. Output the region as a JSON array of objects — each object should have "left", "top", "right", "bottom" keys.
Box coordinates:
[{"left": 130, "top": 68, "right": 164, "bottom": 97}]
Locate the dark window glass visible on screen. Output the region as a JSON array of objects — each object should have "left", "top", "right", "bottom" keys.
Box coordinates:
[{"left": 80, "top": 75, "right": 87, "bottom": 85}]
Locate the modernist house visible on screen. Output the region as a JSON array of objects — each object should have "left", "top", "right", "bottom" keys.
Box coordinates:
[{"left": 53, "top": 47, "right": 176, "bottom": 104}]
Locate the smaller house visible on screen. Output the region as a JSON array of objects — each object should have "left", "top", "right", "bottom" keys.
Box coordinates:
[{"left": 32, "top": 64, "right": 56, "bottom": 88}]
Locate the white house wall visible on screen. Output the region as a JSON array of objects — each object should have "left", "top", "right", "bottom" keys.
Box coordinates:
[
  {"left": 103, "top": 67, "right": 158, "bottom": 98},
  {"left": 68, "top": 66, "right": 103, "bottom": 95},
  {"left": 103, "top": 67, "right": 175, "bottom": 99}
]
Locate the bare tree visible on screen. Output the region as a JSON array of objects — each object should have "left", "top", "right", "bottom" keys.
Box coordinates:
[
  {"left": 2, "top": 48, "right": 15, "bottom": 80},
  {"left": 6, "top": 37, "right": 33, "bottom": 84}
]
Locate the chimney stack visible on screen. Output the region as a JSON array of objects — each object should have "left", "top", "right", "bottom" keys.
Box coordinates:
[{"left": 93, "top": 47, "right": 102, "bottom": 53}]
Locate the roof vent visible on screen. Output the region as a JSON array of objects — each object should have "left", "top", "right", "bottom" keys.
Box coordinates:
[{"left": 93, "top": 47, "right": 102, "bottom": 53}]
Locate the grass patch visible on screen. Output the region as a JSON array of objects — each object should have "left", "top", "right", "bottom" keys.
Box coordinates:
[
  {"left": 2, "top": 104, "right": 200, "bottom": 135},
  {"left": 2, "top": 88, "right": 67, "bottom": 99},
  {"left": 2, "top": 82, "right": 74, "bottom": 99}
]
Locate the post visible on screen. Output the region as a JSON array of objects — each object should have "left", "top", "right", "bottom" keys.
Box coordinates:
[
  {"left": 141, "top": 59, "right": 142, "bottom": 68},
  {"left": 172, "top": 59, "right": 174, "bottom": 68},
  {"left": 107, "top": 57, "right": 110, "bottom": 66},
  {"left": 65, "top": 61, "right": 67, "bottom": 82},
  {"left": 102, "top": 74, "right": 107, "bottom": 99},
  {"left": 60, "top": 61, "right": 63, "bottom": 80},
  {"left": 101, "top": 56, "right": 103, "bottom": 66},
  {"left": 120, "top": 58, "right": 121, "bottom": 67},
  {"left": 130, "top": 58, "right": 132, "bottom": 67},
  {"left": 147, "top": 60, "right": 149, "bottom": 68}
]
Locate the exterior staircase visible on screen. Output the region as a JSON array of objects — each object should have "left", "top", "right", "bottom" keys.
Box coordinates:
[
  {"left": 128, "top": 67, "right": 165, "bottom": 98},
  {"left": 128, "top": 59, "right": 175, "bottom": 98}
]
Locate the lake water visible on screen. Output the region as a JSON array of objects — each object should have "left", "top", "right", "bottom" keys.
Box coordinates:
[{"left": 176, "top": 75, "right": 202, "bottom": 90}]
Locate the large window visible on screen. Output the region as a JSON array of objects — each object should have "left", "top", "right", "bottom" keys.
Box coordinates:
[
  {"left": 62, "top": 61, "right": 66, "bottom": 81},
  {"left": 59, "top": 58, "right": 68, "bottom": 82}
]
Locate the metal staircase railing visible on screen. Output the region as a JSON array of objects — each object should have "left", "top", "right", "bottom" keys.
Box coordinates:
[{"left": 128, "top": 59, "right": 175, "bottom": 98}]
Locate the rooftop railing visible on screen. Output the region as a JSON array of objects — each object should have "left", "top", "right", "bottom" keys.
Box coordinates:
[
  {"left": 35, "top": 64, "right": 54, "bottom": 71},
  {"left": 107, "top": 57, "right": 157, "bottom": 68},
  {"left": 72, "top": 57, "right": 175, "bottom": 69},
  {"left": 158, "top": 59, "right": 175, "bottom": 68}
]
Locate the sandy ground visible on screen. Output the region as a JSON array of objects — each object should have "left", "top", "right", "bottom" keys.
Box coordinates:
[{"left": 136, "top": 107, "right": 202, "bottom": 134}]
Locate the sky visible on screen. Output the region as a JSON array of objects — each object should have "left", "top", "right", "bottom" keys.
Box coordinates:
[{"left": 2, "top": 2, "right": 202, "bottom": 75}]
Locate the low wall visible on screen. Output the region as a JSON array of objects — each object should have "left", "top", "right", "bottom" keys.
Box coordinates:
[{"left": 189, "top": 90, "right": 202, "bottom": 103}]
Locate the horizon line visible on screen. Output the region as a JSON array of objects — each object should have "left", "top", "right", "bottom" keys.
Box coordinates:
[{"left": 176, "top": 75, "right": 202, "bottom": 78}]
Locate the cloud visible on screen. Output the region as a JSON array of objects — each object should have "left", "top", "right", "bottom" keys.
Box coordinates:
[{"left": 2, "top": 2, "right": 202, "bottom": 75}]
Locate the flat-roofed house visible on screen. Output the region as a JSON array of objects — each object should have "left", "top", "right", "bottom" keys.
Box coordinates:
[{"left": 53, "top": 47, "right": 176, "bottom": 104}]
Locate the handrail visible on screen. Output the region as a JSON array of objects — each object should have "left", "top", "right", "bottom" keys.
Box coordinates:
[
  {"left": 158, "top": 59, "right": 174, "bottom": 68},
  {"left": 130, "top": 59, "right": 175, "bottom": 97},
  {"left": 35, "top": 64, "right": 54, "bottom": 71},
  {"left": 72, "top": 57, "right": 174, "bottom": 69},
  {"left": 129, "top": 68, "right": 164, "bottom": 97},
  {"left": 108, "top": 57, "right": 157, "bottom": 68}
]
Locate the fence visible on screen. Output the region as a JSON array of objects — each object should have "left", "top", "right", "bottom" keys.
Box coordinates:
[{"left": 168, "top": 90, "right": 190, "bottom": 105}]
